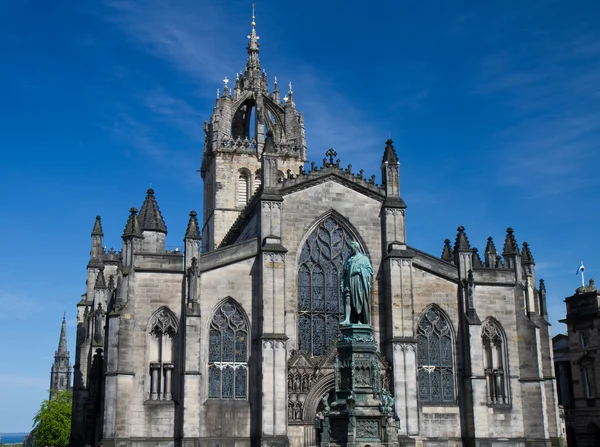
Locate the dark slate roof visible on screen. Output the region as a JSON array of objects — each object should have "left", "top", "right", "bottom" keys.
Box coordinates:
[
  {"left": 94, "top": 269, "right": 107, "bottom": 290},
  {"left": 123, "top": 207, "right": 143, "bottom": 238},
  {"left": 138, "top": 188, "right": 167, "bottom": 234},
  {"left": 382, "top": 139, "right": 399, "bottom": 164},
  {"left": 521, "top": 242, "right": 535, "bottom": 265},
  {"left": 441, "top": 239, "right": 453, "bottom": 263},
  {"left": 185, "top": 211, "right": 201, "bottom": 240},
  {"left": 502, "top": 227, "right": 520, "bottom": 256},
  {"left": 454, "top": 226, "right": 471, "bottom": 252},
  {"left": 92, "top": 216, "right": 103, "bottom": 236}
]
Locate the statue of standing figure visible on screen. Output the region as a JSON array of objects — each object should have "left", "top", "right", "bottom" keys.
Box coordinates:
[{"left": 340, "top": 241, "right": 373, "bottom": 325}]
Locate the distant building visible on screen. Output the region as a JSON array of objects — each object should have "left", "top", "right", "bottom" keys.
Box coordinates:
[
  {"left": 558, "top": 279, "right": 600, "bottom": 446},
  {"left": 49, "top": 314, "right": 71, "bottom": 399}
]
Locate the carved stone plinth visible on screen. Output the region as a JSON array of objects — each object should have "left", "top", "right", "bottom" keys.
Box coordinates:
[{"left": 320, "top": 325, "right": 398, "bottom": 447}]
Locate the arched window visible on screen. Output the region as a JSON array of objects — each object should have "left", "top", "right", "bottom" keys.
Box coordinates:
[
  {"left": 254, "top": 170, "right": 261, "bottom": 192},
  {"left": 238, "top": 172, "right": 249, "bottom": 206},
  {"left": 148, "top": 308, "right": 178, "bottom": 401},
  {"left": 482, "top": 319, "right": 509, "bottom": 404},
  {"left": 208, "top": 300, "right": 249, "bottom": 399},
  {"left": 417, "top": 307, "right": 455, "bottom": 403},
  {"left": 298, "top": 216, "right": 356, "bottom": 356}
]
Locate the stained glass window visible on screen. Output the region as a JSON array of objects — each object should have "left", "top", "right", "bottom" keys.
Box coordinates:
[
  {"left": 417, "top": 307, "right": 455, "bottom": 403},
  {"left": 482, "top": 319, "right": 508, "bottom": 404},
  {"left": 298, "top": 216, "right": 356, "bottom": 356},
  {"left": 208, "top": 300, "right": 249, "bottom": 399}
]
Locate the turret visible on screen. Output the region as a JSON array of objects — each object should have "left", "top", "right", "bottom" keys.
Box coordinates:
[
  {"left": 502, "top": 227, "right": 522, "bottom": 282},
  {"left": 380, "top": 139, "right": 407, "bottom": 251},
  {"left": 122, "top": 207, "right": 143, "bottom": 267},
  {"left": 89, "top": 216, "right": 104, "bottom": 267},
  {"left": 484, "top": 236, "right": 498, "bottom": 268},
  {"left": 521, "top": 241, "right": 535, "bottom": 278},
  {"left": 138, "top": 188, "right": 167, "bottom": 253},
  {"left": 184, "top": 211, "right": 201, "bottom": 269},
  {"left": 441, "top": 239, "right": 453, "bottom": 263}
]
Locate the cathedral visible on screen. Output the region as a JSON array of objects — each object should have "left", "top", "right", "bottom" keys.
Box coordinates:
[{"left": 70, "top": 13, "right": 565, "bottom": 447}]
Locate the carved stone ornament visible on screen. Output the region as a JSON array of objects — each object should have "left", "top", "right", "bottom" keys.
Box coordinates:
[{"left": 356, "top": 419, "right": 380, "bottom": 439}]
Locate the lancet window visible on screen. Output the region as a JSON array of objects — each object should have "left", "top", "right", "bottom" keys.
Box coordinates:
[
  {"left": 148, "top": 308, "right": 178, "bottom": 401},
  {"left": 298, "top": 216, "right": 356, "bottom": 357},
  {"left": 582, "top": 359, "right": 596, "bottom": 398},
  {"left": 482, "top": 319, "right": 509, "bottom": 404},
  {"left": 238, "top": 172, "right": 249, "bottom": 206},
  {"left": 208, "top": 300, "right": 249, "bottom": 399},
  {"left": 417, "top": 307, "right": 455, "bottom": 403}
]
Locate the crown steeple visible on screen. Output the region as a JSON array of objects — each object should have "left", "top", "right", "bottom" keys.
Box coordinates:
[{"left": 246, "top": 4, "right": 260, "bottom": 73}]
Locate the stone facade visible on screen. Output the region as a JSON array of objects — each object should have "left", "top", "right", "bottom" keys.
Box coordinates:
[
  {"left": 555, "top": 281, "right": 600, "bottom": 447},
  {"left": 70, "top": 15, "right": 565, "bottom": 447}
]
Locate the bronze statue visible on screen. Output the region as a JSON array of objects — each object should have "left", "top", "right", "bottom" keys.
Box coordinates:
[{"left": 340, "top": 241, "right": 373, "bottom": 325}]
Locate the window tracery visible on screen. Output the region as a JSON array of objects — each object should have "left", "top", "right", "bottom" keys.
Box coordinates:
[
  {"left": 148, "top": 308, "right": 178, "bottom": 401},
  {"left": 208, "top": 300, "right": 249, "bottom": 399},
  {"left": 297, "top": 216, "right": 356, "bottom": 357},
  {"left": 482, "top": 319, "right": 508, "bottom": 404},
  {"left": 417, "top": 307, "right": 455, "bottom": 403}
]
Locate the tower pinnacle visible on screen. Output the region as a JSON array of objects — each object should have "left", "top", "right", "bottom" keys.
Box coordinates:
[{"left": 246, "top": 4, "right": 260, "bottom": 71}]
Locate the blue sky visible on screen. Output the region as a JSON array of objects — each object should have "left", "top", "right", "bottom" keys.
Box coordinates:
[{"left": 1, "top": 0, "right": 599, "bottom": 431}]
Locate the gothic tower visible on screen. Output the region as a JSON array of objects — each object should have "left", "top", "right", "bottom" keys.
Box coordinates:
[
  {"left": 50, "top": 314, "right": 72, "bottom": 399},
  {"left": 200, "top": 10, "right": 307, "bottom": 251}
]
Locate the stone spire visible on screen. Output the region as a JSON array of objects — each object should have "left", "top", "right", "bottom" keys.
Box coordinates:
[
  {"left": 91, "top": 216, "right": 103, "bottom": 236},
  {"left": 57, "top": 313, "right": 68, "bottom": 357},
  {"left": 382, "top": 138, "right": 399, "bottom": 164},
  {"left": 521, "top": 242, "right": 534, "bottom": 265},
  {"left": 472, "top": 248, "right": 484, "bottom": 268},
  {"left": 185, "top": 211, "right": 201, "bottom": 240},
  {"left": 441, "top": 239, "right": 453, "bottom": 263},
  {"left": 94, "top": 269, "right": 107, "bottom": 290},
  {"left": 454, "top": 226, "right": 471, "bottom": 253},
  {"left": 123, "top": 208, "right": 143, "bottom": 238},
  {"left": 246, "top": 4, "right": 260, "bottom": 73},
  {"left": 50, "top": 314, "right": 71, "bottom": 399},
  {"left": 502, "top": 227, "right": 520, "bottom": 256},
  {"left": 484, "top": 236, "right": 498, "bottom": 268},
  {"left": 138, "top": 189, "right": 167, "bottom": 233}
]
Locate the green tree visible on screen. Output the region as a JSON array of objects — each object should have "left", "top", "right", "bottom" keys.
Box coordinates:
[{"left": 32, "top": 390, "right": 72, "bottom": 447}]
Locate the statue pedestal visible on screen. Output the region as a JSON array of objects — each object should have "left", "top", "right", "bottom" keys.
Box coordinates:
[{"left": 321, "top": 325, "right": 398, "bottom": 447}]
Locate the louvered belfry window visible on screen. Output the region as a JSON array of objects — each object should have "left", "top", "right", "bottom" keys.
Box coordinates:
[
  {"left": 297, "top": 217, "right": 355, "bottom": 357},
  {"left": 238, "top": 173, "right": 249, "bottom": 206},
  {"left": 208, "top": 301, "right": 248, "bottom": 399},
  {"left": 417, "top": 308, "right": 455, "bottom": 403}
]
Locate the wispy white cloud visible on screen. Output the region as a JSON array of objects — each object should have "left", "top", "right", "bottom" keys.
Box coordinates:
[
  {"left": 99, "top": 0, "right": 381, "bottom": 164},
  {"left": 472, "top": 24, "right": 600, "bottom": 197}
]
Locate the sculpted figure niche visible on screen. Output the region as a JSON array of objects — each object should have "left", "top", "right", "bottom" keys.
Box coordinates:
[{"left": 340, "top": 241, "right": 374, "bottom": 325}]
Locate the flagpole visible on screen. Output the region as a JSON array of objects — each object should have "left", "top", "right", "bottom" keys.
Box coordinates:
[{"left": 581, "top": 263, "right": 585, "bottom": 287}]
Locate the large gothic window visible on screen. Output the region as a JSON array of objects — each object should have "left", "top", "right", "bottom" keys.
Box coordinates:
[
  {"left": 298, "top": 216, "right": 355, "bottom": 356},
  {"left": 208, "top": 300, "right": 249, "bottom": 399},
  {"left": 482, "top": 319, "right": 509, "bottom": 404},
  {"left": 148, "top": 308, "right": 178, "bottom": 401},
  {"left": 417, "top": 307, "right": 455, "bottom": 403}
]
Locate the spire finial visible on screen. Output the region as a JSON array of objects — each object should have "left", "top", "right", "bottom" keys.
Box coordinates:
[{"left": 252, "top": 3, "right": 256, "bottom": 29}]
